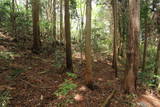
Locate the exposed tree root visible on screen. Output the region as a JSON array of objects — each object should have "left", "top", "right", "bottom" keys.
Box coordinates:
[{"left": 101, "top": 90, "right": 116, "bottom": 107}]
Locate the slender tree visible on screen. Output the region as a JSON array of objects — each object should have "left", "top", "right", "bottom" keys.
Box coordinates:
[
  {"left": 64, "top": 0, "right": 73, "bottom": 71},
  {"left": 11, "top": 0, "right": 16, "bottom": 40},
  {"left": 142, "top": 21, "right": 148, "bottom": 72},
  {"left": 124, "top": 0, "right": 140, "bottom": 93},
  {"left": 156, "top": 39, "right": 160, "bottom": 89},
  {"left": 84, "top": 0, "right": 93, "bottom": 87},
  {"left": 53, "top": 0, "right": 56, "bottom": 45},
  {"left": 60, "top": 0, "right": 63, "bottom": 42},
  {"left": 32, "top": 0, "right": 41, "bottom": 53},
  {"left": 25, "top": 0, "right": 29, "bottom": 34},
  {"left": 112, "top": 0, "right": 118, "bottom": 77},
  {"left": 155, "top": 10, "right": 160, "bottom": 88}
]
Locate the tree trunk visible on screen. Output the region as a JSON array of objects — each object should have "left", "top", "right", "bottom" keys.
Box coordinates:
[
  {"left": 11, "top": 0, "right": 16, "bottom": 40},
  {"left": 26, "top": 0, "right": 29, "bottom": 34},
  {"left": 142, "top": 22, "right": 148, "bottom": 72},
  {"left": 60, "top": 0, "right": 63, "bottom": 43},
  {"left": 32, "top": 0, "right": 41, "bottom": 53},
  {"left": 84, "top": 0, "right": 93, "bottom": 86},
  {"left": 124, "top": 0, "right": 140, "bottom": 93},
  {"left": 64, "top": 0, "right": 73, "bottom": 71},
  {"left": 155, "top": 10, "right": 160, "bottom": 90},
  {"left": 112, "top": 0, "right": 118, "bottom": 77},
  {"left": 156, "top": 40, "right": 160, "bottom": 90},
  {"left": 53, "top": 0, "right": 56, "bottom": 45}
]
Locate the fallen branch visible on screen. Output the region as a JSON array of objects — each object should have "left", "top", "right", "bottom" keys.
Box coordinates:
[
  {"left": 101, "top": 90, "right": 116, "bottom": 107},
  {"left": 0, "top": 85, "right": 16, "bottom": 91},
  {"left": 20, "top": 79, "right": 52, "bottom": 89}
]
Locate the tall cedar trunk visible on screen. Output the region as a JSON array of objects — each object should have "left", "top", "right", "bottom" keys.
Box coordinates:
[
  {"left": 112, "top": 0, "right": 118, "bottom": 77},
  {"left": 60, "top": 0, "right": 63, "bottom": 42},
  {"left": 85, "top": 0, "right": 93, "bottom": 85},
  {"left": 26, "top": 0, "right": 29, "bottom": 34},
  {"left": 142, "top": 22, "right": 148, "bottom": 72},
  {"left": 64, "top": 0, "right": 73, "bottom": 71},
  {"left": 155, "top": 10, "right": 160, "bottom": 85},
  {"left": 32, "top": 0, "right": 41, "bottom": 53},
  {"left": 53, "top": 0, "right": 56, "bottom": 43},
  {"left": 11, "top": 0, "right": 16, "bottom": 40},
  {"left": 80, "top": 3, "right": 84, "bottom": 64},
  {"left": 124, "top": 0, "right": 140, "bottom": 93},
  {"left": 155, "top": 39, "right": 160, "bottom": 89}
]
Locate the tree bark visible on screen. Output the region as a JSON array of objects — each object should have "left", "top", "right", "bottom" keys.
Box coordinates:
[
  {"left": 53, "top": 0, "right": 56, "bottom": 45},
  {"left": 64, "top": 0, "right": 73, "bottom": 71},
  {"left": 84, "top": 0, "right": 93, "bottom": 86},
  {"left": 60, "top": 0, "right": 63, "bottom": 43},
  {"left": 155, "top": 10, "right": 160, "bottom": 90},
  {"left": 26, "top": 0, "right": 29, "bottom": 34},
  {"left": 11, "top": 0, "right": 16, "bottom": 40},
  {"left": 156, "top": 40, "right": 160, "bottom": 90},
  {"left": 32, "top": 0, "right": 41, "bottom": 53},
  {"left": 142, "top": 22, "right": 148, "bottom": 72},
  {"left": 124, "top": 0, "right": 140, "bottom": 93},
  {"left": 112, "top": 0, "right": 118, "bottom": 77}
]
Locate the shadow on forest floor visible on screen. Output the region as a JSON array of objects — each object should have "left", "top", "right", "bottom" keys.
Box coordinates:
[{"left": 0, "top": 31, "right": 160, "bottom": 107}]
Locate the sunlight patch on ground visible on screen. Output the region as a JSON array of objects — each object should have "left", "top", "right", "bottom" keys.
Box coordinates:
[
  {"left": 74, "top": 94, "right": 84, "bottom": 101},
  {"left": 137, "top": 92, "right": 160, "bottom": 107},
  {"left": 73, "top": 52, "right": 85, "bottom": 60},
  {"left": 98, "top": 78, "right": 104, "bottom": 81},
  {"left": 106, "top": 60, "right": 112, "bottom": 66},
  {"left": 0, "top": 46, "right": 8, "bottom": 51},
  {"left": 78, "top": 85, "right": 87, "bottom": 92},
  {"left": 0, "top": 32, "right": 13, "bottom": 40}
]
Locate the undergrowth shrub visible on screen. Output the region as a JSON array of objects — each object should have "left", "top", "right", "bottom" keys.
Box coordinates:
[
  {"left": 54, "top": 79, "right": 77, "bottom": 97},
  {"left": 0, "top": 91, "right": 11, "bottom": 107}
]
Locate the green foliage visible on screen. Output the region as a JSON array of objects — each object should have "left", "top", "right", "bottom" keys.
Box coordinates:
[
  {"left": 0, "top": 0, "right": 11, "bottom": 29},
  {"left": 0, "top": 0, "right": 32, "bottom": 37},
  {"left": 56, "top": 96, "right": 74, "bottom": 107},
  {"left": 0, "top": 91, "right": 11, "bottom": 107},
  {"left": 145, "top": 45, "right": 157, "bottom": 72},
  {"left": 138, "top": 71, "right": 158, "bottom": 88},
  {"left": 54, "top": 80, "right": 77, "bottom": 97},
  {"left": 66, "top": 72, "right": 77, "bottom": 79},
  {"left": 70, "top": 0, "right": 78, "bottom": 18},
  {"left": 52, "top": 50, "right": 65, "bottom": 69}
]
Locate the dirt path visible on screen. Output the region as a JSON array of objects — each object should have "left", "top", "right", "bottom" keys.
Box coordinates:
[{"left": 137, "top": 93, "right": 160, "bottom": 107}]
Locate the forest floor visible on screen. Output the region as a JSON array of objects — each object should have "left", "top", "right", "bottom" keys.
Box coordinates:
[{"left": 0, "top": 31, "right": 160, "bottom": 107}]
